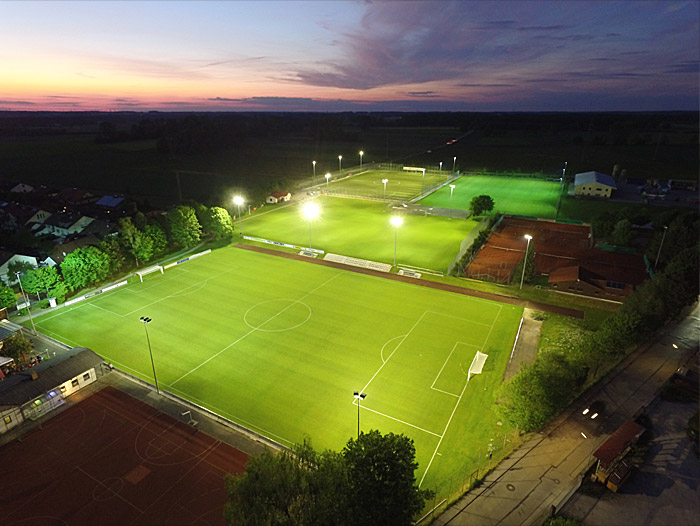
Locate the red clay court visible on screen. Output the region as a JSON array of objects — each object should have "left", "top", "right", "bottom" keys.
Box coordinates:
[{"left": 0, "top": 386, "right": 248, "bottom": 526}]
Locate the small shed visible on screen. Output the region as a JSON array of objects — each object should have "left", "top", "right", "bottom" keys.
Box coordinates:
[
  {"left": 592, "top": 419, "right": 645, "bottom": 492},
  {"left": 574, "top": 171, "right": 617, "bottom": 198},
  {"left": 266, "top": 191, "right": 292, "bottom": 204}
]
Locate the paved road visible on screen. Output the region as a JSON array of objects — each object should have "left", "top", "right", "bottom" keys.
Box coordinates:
[{"left": 432, "top": 303, "right": 699, "bottom": 526}]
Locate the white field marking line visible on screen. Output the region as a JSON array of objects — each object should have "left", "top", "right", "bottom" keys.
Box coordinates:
[
  {"left": 88, "top": 302, "right": 122, "bottom": 316},
  {"left": 164, "top": 384, "right": 295, "bottom": 446},
  {"left": 32, "top": 325, "right": 82, "bottom": 348},
  {"left": 430, "top": 342, "right": 478, "bottom": 397},
  {"left": 170, "top": 272, "right": 343, "bottom": 387},
  {"left": 358, "top": 310, "right": 429, "bottom": 395},
  {"left": 357, "top": 403, "right": 442, "bottom": 438},
  {"left": 380, "top": 334, "right": 406, "bottom": 364},
  {"left": 426, "top": 309, "right": 494, "bottom": 328},
  {"left": 508, "top": 317, "right": 525, "bottom": 363},
  {"left": 125, "top": 269, "right": 190, "bottom": 294},
  {"left": 419, "top": 304, "right": 502, "bottom": 488}
]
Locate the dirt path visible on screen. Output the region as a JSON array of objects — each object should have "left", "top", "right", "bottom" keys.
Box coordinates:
[{"left": 235, "top": 244, "right": 584, "bottom": 318}]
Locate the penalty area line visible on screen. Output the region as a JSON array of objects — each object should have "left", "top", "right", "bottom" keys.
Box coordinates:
[{"left": 358, "top": 404, "right": 442, "bottom": 438}]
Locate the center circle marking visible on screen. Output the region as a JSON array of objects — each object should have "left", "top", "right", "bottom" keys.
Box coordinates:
[{"left": 244, "top": 299, "right": 312, "bottom": 332}]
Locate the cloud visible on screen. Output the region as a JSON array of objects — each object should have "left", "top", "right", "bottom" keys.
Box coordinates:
[
  {"left": 0, "top": 100, "right": 34, "bottom": 105},
  {"left": 665, "top": 61, "right": 699, "bottom": 74},
  {"left": 406, "top": 91, "right": 438, "bottom": 98}
]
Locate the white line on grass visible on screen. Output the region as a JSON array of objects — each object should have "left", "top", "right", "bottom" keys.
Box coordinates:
[
  {"left": 418, "top": 305, "right": 502, "bottom": 488},
  {"left": 88, "top": 302, "right": 122, "bottom": 316},
  {"left": 426, "top": 309, "right": 496, "bottom": 328},
  {"left": 170, "top": 272, "right": 343, "bottom": 387},
  {"left": 358, "top": 404, "right": 442, "bottom": 437}
]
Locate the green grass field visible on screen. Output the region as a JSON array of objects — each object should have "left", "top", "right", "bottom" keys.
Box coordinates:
[
  {"left": 33, "top": 246, "right": 522, "bottom": 495},
  {"left": 243, "top": 196, "right": 478, "bottom": 272},
  {"left": 321, "top": 169, "right": 450, "bottom": 200},
  {"left": 419, "top": 175, "right": 562, "bottom": 218}
]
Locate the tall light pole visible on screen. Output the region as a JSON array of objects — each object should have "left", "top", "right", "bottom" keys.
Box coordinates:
[
  {"left": 312, "top": 160, "right": 316, "bottom": 182},
  {"left": 391, "top": 216, "right": 403, "bottom": 267},
  {"left": 140, "top": 316, "right": 159, "bottom": 394},
  {"left": 422, "top": 168, "right": 426, "bottom": 192},
  {"left": 338, "top": 155, "right": 342, "bottom": 172},
  {"left": 449, "top": 184, "right": 456, "bottom": 209},
  {"left": 359, "top": 150, "right": 364, "bottom": 169},
  {"left": 15, "top": 272, "right": 36, "bottom": 333},
  {"left": 562, "top": 161, "right": 568, "bottom": 178},
  {"left": 303, "top": 202, "right": 320, "bottom": 249},
  {"left": 519, "top": 234, "right": 532, "bottom": 290},
  {"left": 655, "top": 225, "right": 668, "bottom": 269},
  {"left": 353, "top": 391, "right": 366, "bottom": 438},
  {"left": 453, "top": 156, "right": 457, "bottom": 172},
  {"left": 233, "top": 195, "right": 244, "bottom": 237},
  {"left": 439, "top": 161, "right": 443, "bottom": 171},
  {"left": 382, "top": 178, "right": 388, "bottom": 201},
  {"left": 325, "top": 173, "right": 331, "bottom": 188}
]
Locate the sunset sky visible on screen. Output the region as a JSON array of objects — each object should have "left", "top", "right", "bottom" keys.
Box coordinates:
[{"left": 1, "top": 0, "right": 698, "bottom": 112}]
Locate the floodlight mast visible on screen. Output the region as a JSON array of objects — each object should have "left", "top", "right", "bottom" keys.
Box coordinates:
[
  {"left": 312, "top": 160, "right": 316, "bottom": 182},
  {"left": 303, "top": 202, "right": 320, "bottom": 249},
  {"left": 449, "top": 184, "right": 456, "bottom": 209},
  {"left": 15, "top": 271, "right": 36, "bottom": 334},
  {"left": 338, "top": 155, "right": 342, "bottom": 171},
  {"left": 325, "top": 173, "right": 331, "bottom": 188},
  {"left": 520, "top": 235, "right": 532, "bottom": 290},
  {"left": 353, "top": 391, "right": 367, "bottom": 438},
  {"left": 359, "top": 150, "right": 364, "bottom": 169},
  {"left": 233, "top": 195, "right": 244, "bottom": 237},
  {"left": 382, "top": 178, "right": 388, "bottom": 202},
  {"left": 390, "top": 216, "right": 403, "bottom": 267},
  {"left": 140, "top": 316, "right": 159, "bottom": 394}
]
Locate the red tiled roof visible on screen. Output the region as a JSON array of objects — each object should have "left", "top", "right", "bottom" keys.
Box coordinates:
[{"left": 593, "top": 419, "right": 645, "bottom": 467}]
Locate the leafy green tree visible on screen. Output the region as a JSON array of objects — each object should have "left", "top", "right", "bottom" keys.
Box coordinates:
[
  {"left": 0, "top": 286, "right": 17, "bottom": 310},
  {"left": 19, "top": 270, "right": 44, "bottom": 299},
  {"left": 100, "top": 236, "right": 126, "bottom": 274},
  {"left": 224, "top": 440, "right": 348, "bottom": 526},
  {"left": 207, "top": 206, "right": 234, "bottom": 240},
  {"left": 60, "top": 247, "right": 110, "bottom": 291},
  {"left": 144, "top": 224, "right": 168, "bottom": 255},
  {"left": 132, "top": 230, "right": 155, "bottom": 264},
  {"left": 5, "top": 260, "right": 35, "bottom": 285},
  {"left": 49, "top": 280, "right": 69, "bottom": 304},
  {"left": 469, "top": 195, "right": 495, "bottom": 217},
  {"left": 35, "top": 267, "right": 60, "bottom": 296},
  {"left": 612, "top": 218, "right": 634, "bottom": 246},
  {"left": 2, "top": 333, "right": 33, "bottom": 362},
  {"left": 118, "top": 217, "right": 143, "bottom": 265},
  {"left": 343, "top": 430, "right": 433, "bottom": 526},
  {"left": 168, "top": 205, "right": 201, "bottom": 248}
]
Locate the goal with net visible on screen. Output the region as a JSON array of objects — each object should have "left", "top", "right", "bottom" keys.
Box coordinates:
[
  {"left": 467, "top": 351, "right": 489, "bottom": 382},
  {"left": 136, "top": 265, "right": 164, "bottom": 282}
]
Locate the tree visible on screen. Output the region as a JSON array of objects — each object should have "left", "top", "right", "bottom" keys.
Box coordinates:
[
  {"left": 168, "top": 205, "right": 201, "bottom": 248},
  {"left": 49, "top": 280, "right": 69, "bottom": 304},
  {"left": 2, "top": 333, "right": 32, "bottom": 363},
  {"left": 343, "top": 430, "right": 433, "bottom": 525},
  {"left": 469, "top": 195, "right": 495, "bottom": 217},
  {"left": 60, "top": 247, "right": 110, "bottom": 291},
  {"left": 224, "top": 440, "right": 348, "bottom": 526},
  {"left": 207, "top": 206, "right": 234, "bottom": 240},
  {"left": 5, "top": 260, "right": 35, "bottom": 285},
  {"left": 118, "top": 217, "right": 142, "bottom": 265},
  {"left": 612, "top": 218, "right": 634, "bottom": 246},
  {"left": 143, "top": 223, "right": 168, "bottom": 255},
  {"left": 132, "top": 230, "right": 155, "bottom": 264},
  {"left": 100, "top": 236, "right": 126, "bottom": 274},
  {"left": 19, "top": 270, "right": 44, "bottom": 300},
  {"left": 0, "top": 286, "right": 17, "bottom": 310}
]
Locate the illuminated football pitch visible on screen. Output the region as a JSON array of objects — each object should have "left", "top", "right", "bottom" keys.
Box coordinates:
[
  {"left": 323, "top": 169, "right": 450, "bottom": 200},
  {"left": 34, "top": 246, "right": 522, "bottom": 494}
]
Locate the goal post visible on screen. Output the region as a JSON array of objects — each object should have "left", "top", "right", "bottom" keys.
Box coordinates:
[
  {"left": 136, "top": 265, "right": 164, "bottom": 282},
  {"left": 467, "top": 351, "right": 489, "bottom": 382}
]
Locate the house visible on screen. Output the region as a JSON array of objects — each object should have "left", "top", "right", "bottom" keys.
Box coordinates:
[
  {"left": 10, "top": 183, "right": 34, "bottom": 194},
  {"left": 574, "top": 171, "right": 617, "bottom": 198},
  {"left": 592, "top": 419, "right": 646, "bottom": 492},
  {"left": 0, "top": 251, "right": 39, "bottom": 285},
  {"left": 0, "top": 347, "right": 105, "bottom": 435},
  {"left": 48, "top": 236, "right": 102, "bottom": 266},
  {"left": 53, "top": 187, "right": 98, "bottom": 206},
  {"left": 0, "top": 202, "right": 52, "bottom": 231},
  {"left": 266, "top": 191, "right": 292, "bottom": 204},
  {"left": 35, "top": 211, "right": 94, "bottom": 238},
  {"left": 548, "top": 265, "right": 633, "bottom": 300}
]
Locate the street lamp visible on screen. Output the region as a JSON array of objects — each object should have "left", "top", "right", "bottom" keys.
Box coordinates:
[
  {"left": 449, "top": 184, "right": 456, "bottom": 209},
  {"left": 233, "top": 195, "right": 244, "bottom": 237},
  {"left": 519, "top": 235, "right": 532, "bottom": 290},
  {"left": 422, "top": 169, "right": 425, "bottom": 191},
  {"left": 562, "top": 161, "right": 568, "bottom": 177},
  {"left": 325, "top": 172, "right": 331, "bottom": 188},
  {"left": 382, "top": 178, "right": 388, "bottom": 201},
  {"left": 303, "top": 202, "right": 320, "bottom": 249},
  {"left": 390, "top": 216, "right": 403, "bottom": 267},
  {"left": 439, "top": 161, "right": 443, "bottom": 171},
  {"left": 338, "top": 155, "right": 342, "bottom": 171},
  {"left": 140, "top": 316, "right": 159, "bottom": 394},
  {"left": 353, "top": 391, "right": 366, "bottom": 438},
  {"left": 654, "top": 225, "right": 668, "bottom": 269},
  {"left": 453, "top": 156, "right": 457, "bottom": 172},
  {"left": 359, "top": 150, "right": 364, "bottom": 169},
  {"left": 312, "top": 160, "right": 316, "bottom": 182},
  {"left": 15, "top": 272, "right": 36, "bottom": 333}
]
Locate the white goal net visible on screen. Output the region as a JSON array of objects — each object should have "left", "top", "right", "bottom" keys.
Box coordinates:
[
  {"left": 136, "top": 265, "right": 164, "bottom": 282},
  {"left": 467, "top": 351, "right": 489, "bottom": 382}
]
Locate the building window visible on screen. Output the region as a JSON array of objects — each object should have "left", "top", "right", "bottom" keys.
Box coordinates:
[
  {"left": 83, "top": 372, "right": 90, "bottom": 381},
  {"left": 71, "top": 379, "right": 79, "bottom": 388},
  {"left": 60, "top": 385, "right": 67, "bottom": 393},
  {"left": 4, "top": 415, "right": 12, "bottom": 424}
]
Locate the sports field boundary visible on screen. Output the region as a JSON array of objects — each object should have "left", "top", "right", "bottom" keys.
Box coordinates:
[{"left": 235, "top": 244, "right": 584, "bottom": 318}]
